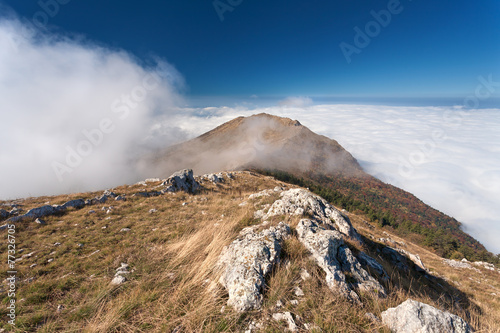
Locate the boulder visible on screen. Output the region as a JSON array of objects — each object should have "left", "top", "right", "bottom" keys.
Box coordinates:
[
  {"left": 61, "top": 199, "right": 86, "bottom": 210},
  {"left": 163, "top": 169, "right": 200, "bottom": 194},
  {"left": 217, "top": 222, "right": 291, "bottom": 311},
  {"left": 381, "top": 299, "right": 473, "bottom": 333}
]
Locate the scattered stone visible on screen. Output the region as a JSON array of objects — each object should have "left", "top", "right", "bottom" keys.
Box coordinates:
[
  {"left": 239, "top": 201, "right": 248, "bottom": 207},
  {"left": 473, "top": 261, "right": 497, "bottom": 271},
  {"left": 111, "top": 263, "right": 130, "bottom": 285},
  {"left": 35, "top": 218, "right": 46, "bottom": 225},
  {"left": 294, "top": 286, "right": 304, "bottom": 297},
  {"left": 182, "top": 202, "right": 188, "bottom": 206},
  {"left": 217, "top": 222, "right": 291, "bottom": 311},
  {"left": 204, "top": 173, "right": 224, "bottom": 184},
  {"left": 145, "top": 178, "right": 160, "bottom": 183},
  {"left": 22, "top": 252, "right": 35, "bottom": 259},
  {"left": 88, "top": 210, "right": 96, "bottom": 214},
  {"left": 220, "top": 306, "right": 225, "bottom": 313},
  {"left": 30, "top": 264, "right": 37, "bottom": 269},
  {"left": 381, "top": 299, "right": 473, "bottom": 333},
  {"left": 77, "top": 243, "right": 84, "bottom": 248},
  {"left": 115, "top": 195, "right": 126, "bottom": 201},
  {"left": 111, "top": 275, "right": 127, "bottom": 285},
  {"left": 276, "top": 299, "right": 284, "bottom": 308},
  {"left": 443, "top": 259, "right": 480, "bottom": 272},
  {"left": 54, "top": 242, "right": 61, "bottom": 246},
  {"left": 120, "top": 228, "right": 131, "bottom": 232},
  {"left": 272, "top": 312, "right": 297, "bottom": 331},
  {"left": 57, "top": 304, "right": 64, "bottom": 313},
  {"left": 290, "top": 300, "right": 299, "bottom": 306},
  {"left": 149, "top": 208, "right": 158, "bottom": 214},
  {"left": 245, "top": 320, "right": 263, "bottom": 333},
  {"left": 300, "top": 268, "right": 311, "bottom": 281},
  {"left": 47, "top": 258, "right": 54, "bottom": 263}
]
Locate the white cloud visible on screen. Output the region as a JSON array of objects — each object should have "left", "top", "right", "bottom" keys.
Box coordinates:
[
  {"left": 278, "top": 96, "right": 313, "bottom": 107},
  {"left": 0, "top": 18, "right": 186, "bottom": 198}
]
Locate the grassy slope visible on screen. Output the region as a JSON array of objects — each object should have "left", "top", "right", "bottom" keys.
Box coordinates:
[{"left": 0, "top": 172, "right": 498, "bottom": 332}]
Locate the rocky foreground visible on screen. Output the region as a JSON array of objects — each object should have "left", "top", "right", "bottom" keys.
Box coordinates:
[{"left": 1, "top": 169, "right": 497, "bottom": 332}]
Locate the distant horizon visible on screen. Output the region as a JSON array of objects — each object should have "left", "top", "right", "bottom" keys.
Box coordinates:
[{"left": 185, "top": 95, "right": 500, "bottom": 109}]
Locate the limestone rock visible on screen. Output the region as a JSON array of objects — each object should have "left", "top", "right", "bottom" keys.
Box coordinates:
[
  {"left": 338, "top": 246, "right": 386, "bottom": 297},
  {"left": 111, "top": 263, "right": 130, "bottom": 285},
  {"left": 217, "top": 222, "right": 291, "bottom": 311},
  {"left": 163, "top": 169, "right": 200, "bottom": 194},
  {"left": 61, "top": 199, "right": 86, "bottom": 210},
  {"left": 296, "top": 219, "right": 357, "bottom": 301},
  {"left": 357, "top": 251, "right": 389, "bottom": 281},
  {"left": 296, "top": 219, "right": 385, "bottom": 301},
  {"left": 264, "top": 189, "right": 360, "bottom": 241},
  {"left": 204, "top": 173, "right": 225, "bottom": 184},
  {"left": 443, "top": 259, "right": 480, "bottom": 272},
  {"left": 381, "top": 299, "right": 473, "bottom": 333}
]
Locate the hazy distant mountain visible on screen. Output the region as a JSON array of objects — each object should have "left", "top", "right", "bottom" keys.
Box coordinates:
[{"left": 145, "top": 113, "right": 363, "bottom": 177}]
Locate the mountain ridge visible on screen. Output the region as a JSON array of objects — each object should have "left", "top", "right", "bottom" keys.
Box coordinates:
[{"left": 144, "top": 113, "right": 496, "bottom": 263}]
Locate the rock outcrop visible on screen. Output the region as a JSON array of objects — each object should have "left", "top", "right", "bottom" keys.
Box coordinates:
[
  {"left": 163, "top": 169, "right": 200, "bottom": 194},
  {"left": 217, "top": 222, "right": 291, "bottom": 311},
  {"left": 381, "top": 299, "right": 473, "bottom": 333},
  {"left": 263, "top": 188, "right": 361, "bottom": 241},
  {"left": 296, "top": 219, "right": 385, "bottom": 302}
]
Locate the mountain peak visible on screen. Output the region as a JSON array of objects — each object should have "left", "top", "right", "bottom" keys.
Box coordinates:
[{"left": 146, "top": 114, "right": 362, "bottom": 178}]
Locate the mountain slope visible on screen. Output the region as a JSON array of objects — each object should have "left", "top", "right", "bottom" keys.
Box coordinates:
[
  {"left": 145, "top": 113, "right": 495, "bottom": 263},
  {"left": 1, "top": 171, "right": 498, "bottom": 332}
]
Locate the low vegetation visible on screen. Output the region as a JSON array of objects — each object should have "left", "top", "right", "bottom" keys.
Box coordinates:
[{"left": 0, "top": 172, "right": 498, "bottom": 332}]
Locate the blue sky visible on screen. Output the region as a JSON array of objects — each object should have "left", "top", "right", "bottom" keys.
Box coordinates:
[{"left": 2, "top": 0, "right": 500, "bottom": 102}]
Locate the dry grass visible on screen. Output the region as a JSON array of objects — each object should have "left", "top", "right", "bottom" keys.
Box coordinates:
[{"left": 0, "top": 172, "right": 498, "bottom": 332}]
